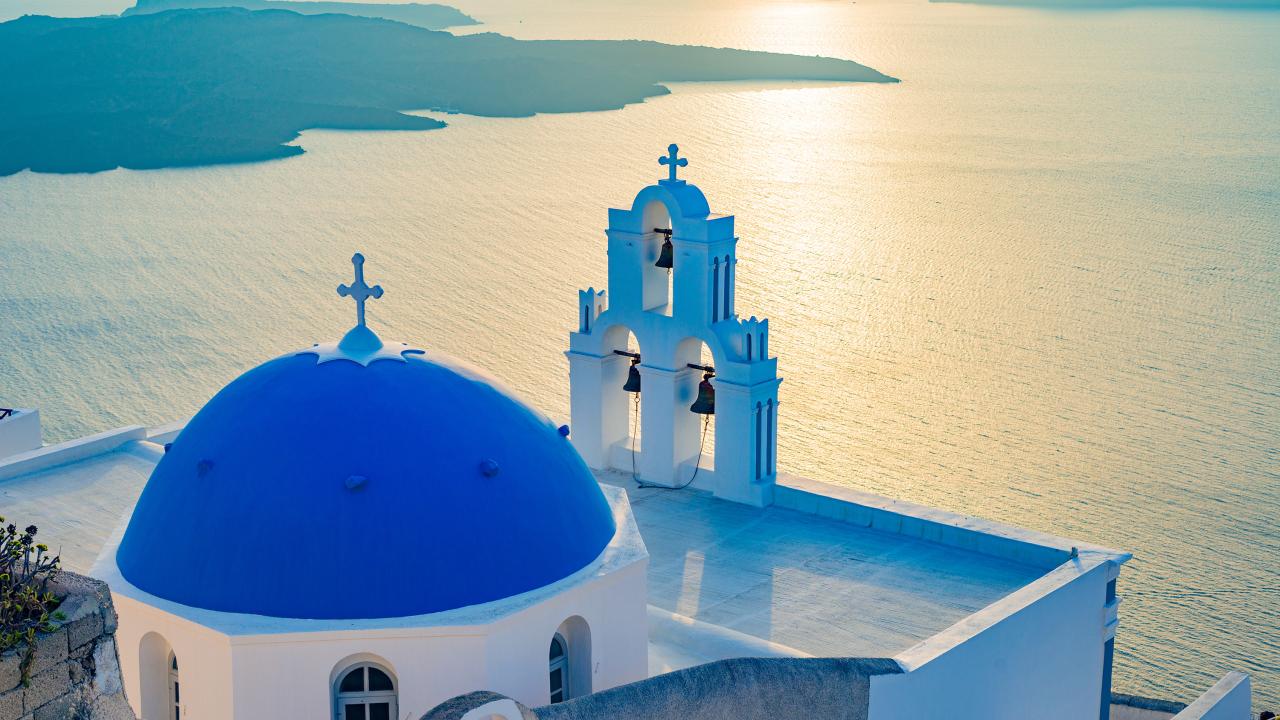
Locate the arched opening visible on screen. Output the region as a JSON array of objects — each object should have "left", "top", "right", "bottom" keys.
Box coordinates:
[
  {"left": 139, "top": 632, "right": 176, "bottom": 720},
  {"left": 333, "top": 661, "right": 397, "bottom": 720},
  {"left": 549, "top": 616, "right": 592, "bottom": 704},
  {"left": 640, "top": 200, "right": 674, "bottom": 316},
  {"left": 675, "top": 337, "right": 717, "bottom": 484},
  {"left": 603, "top": 324, "right": 642, "bottom": 472}
]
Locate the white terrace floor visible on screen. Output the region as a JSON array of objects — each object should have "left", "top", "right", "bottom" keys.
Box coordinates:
[
  {"left": 1, "top": 443, "right": 156, "bottom": 572},
  {"left": 593, "top": 469, "right": 1046, "bottom": 672},
  {"left": 1, "top": 439, "right": 1045, "bottom": 676}
]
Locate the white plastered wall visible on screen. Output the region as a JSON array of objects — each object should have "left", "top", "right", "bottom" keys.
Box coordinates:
[
  {"left": 114, "top": 594, "right": 235, "bottom": 720},
  {"left": 106, "top": 551, "right": 649, "bottom": 720},
  {"left": 868, "top": 556, "right": 1113, "bottom": 720},
  {"left": 229, "top": 629, "right": 489, "bottom": 719},
  {"left": 481, "top": 557, "right": 649, "bottom": 706},
  {"left": 0, "top": 408, "right": 42, "bottom": 459},
  {"left": 225, "top": 559, "right": 647, "bottom": 718}
]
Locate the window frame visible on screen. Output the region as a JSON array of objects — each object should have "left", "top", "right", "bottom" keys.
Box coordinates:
[{"left": 333, "top": 662, "right": 398, "bottom": 720}]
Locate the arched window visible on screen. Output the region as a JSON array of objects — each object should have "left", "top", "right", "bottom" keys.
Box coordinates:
[
  {"left": 723, "top": 255, "right": 732, "bottom": 319},
  {"left": 548, "top": 633, "right": 569, "bottom": 704},
  {"left": 712, "top": 257, "right": 720, "bottom": 322},
  {"left": 167, "top": 652, "right": 180, "bottom": 720},
  {"left": 746, "top": 333, "right": 753, "bottom": 361},
  {"left": 766, "top": 398, "right": 775, "bottom": 476},
  {"left": 334, "top": 663, "right": 397, "bottom": 720},
  {"left": 754, "top": 401, "right": 763, "bottom": 480}
]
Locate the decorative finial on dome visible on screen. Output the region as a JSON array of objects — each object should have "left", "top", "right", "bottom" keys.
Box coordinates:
[
  {"left": 337, "top": 252, "right": 384, "bottom": 353},
  {"left": 299, "top": 252, "right": 422, "bottom": 365},
  {"left": 659, "top": 143, "right": 688, "bottom": 184}
]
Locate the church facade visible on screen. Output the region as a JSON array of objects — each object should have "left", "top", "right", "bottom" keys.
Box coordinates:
[
  {"left": 88, "top": 253, "right": 651, "bottom": 719},
  {"left": 0, "top": 147, "right": 1254, "bottom": 720}
]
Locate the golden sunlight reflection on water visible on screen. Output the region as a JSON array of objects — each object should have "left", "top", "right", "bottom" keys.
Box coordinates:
[{"left": 1, "top": 0, "right": 1278, "bottom": 709}]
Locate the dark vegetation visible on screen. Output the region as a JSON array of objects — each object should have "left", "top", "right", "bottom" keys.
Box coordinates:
[
  {"left": 0, "top": 8, "right": 896, "bottom": 176},
  {"left": 0, "top": 519, "right": 61, "bottom": 685}
]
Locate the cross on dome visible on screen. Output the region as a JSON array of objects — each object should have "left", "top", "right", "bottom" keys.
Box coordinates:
[
  {"left": 337, "top": 252, "right": 383, "bottom": 330},
  {"left": 330, "top": 252, "right": 395, "bottom": 357},
  {"left": 299, "top": 253, "right": 421, "bottom": 364},
  {"left": 659, "top": 143, "right": 688, "bottom": 184}
]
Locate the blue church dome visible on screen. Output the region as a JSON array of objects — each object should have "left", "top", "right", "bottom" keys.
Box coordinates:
[{"left": 117, "top": 256, "right": 616, "bottom": 620}]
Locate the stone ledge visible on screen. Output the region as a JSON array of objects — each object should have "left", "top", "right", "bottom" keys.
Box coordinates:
[
  {"left": 0, "top": 572, "right": 131, "bottom": 720},
  {"left": 424, "top": 657, "right": 904, "bottom": 720},
  {"left": 1112, "top": 691, "right": 1187, "bottom": 714}
]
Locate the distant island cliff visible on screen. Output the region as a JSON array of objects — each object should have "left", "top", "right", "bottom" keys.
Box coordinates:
[
  {"left": 0, "top": 8, "right": 896, "bottom": 176},
  {"left": 123, "top": 0, "right": 479, "bottom": 29}
]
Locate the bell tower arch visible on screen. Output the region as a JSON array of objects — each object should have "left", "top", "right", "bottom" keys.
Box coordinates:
[{"left": 567, "top": 145, "right": 780, "bottom": 506}]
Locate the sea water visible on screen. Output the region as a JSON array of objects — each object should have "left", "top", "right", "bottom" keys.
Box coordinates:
[{"left": 0, "top": 0, "right": 1277, "bottom": 708}]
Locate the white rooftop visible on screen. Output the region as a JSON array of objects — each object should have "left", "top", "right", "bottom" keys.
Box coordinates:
[
  {"left": 592, "top": 470, "right": 1048, "bottom": 673},
  {"left": 1, "top": 440, "right": 155, "bottom": 572}
]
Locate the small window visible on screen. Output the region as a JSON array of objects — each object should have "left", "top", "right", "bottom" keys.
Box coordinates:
[
  {"left": 548, "top": 634, "right": 569, "bottom": 704},
  {"left": 335, "top": 663, "right": 397, "bottom": 720},
  {"left": 167, "top": 652, "right": 180, "bottom": 720}
]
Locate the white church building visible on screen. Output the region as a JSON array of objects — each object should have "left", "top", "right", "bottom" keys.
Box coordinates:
[{"left": 0, "top": 147, "right": 1253, "bottom": 720}]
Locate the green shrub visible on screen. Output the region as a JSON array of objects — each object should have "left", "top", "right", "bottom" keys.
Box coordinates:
[{"left": 0, "top": 517, "right": 61, "bottom": 683}]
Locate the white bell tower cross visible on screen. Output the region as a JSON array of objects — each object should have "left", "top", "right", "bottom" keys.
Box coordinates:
[{"left": 566, "top": 145, "right": 781, "bottom": 507}]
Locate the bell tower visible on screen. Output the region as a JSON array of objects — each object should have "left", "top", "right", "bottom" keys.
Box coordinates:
[{"left": 566, "top": 145, "right": 781, "bottom": 507}]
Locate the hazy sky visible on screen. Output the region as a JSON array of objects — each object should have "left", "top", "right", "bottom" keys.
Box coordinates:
[{"left": 0, "top": 0, "right": 127, "bottom": 21}]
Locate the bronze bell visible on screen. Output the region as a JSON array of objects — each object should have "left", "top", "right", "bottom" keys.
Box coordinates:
[
  {"left": 690, "top": 373, "right": 715, "bottom": 415},
  {"left": 654, "top": 228, "right": 674, "bottom": 269},
  {"left": 623, "top": 358, "right": 642, "bottom": 393},
  {"left": 655, "top": 236, "right": 674, "bottom": 269}
]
